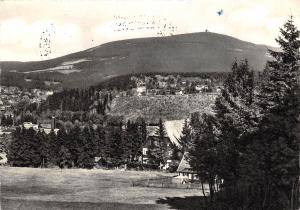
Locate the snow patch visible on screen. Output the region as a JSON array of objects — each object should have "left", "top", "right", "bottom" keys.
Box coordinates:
[
  {"left": 234, "top": 48, "right": 243, "bottom": 52},
  {"left": 62, "top": 59, "right": 91, "bottom": 65}
]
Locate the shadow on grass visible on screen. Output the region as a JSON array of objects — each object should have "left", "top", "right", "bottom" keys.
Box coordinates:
[
  {"left": 156, "top": 196, "right": 207, "bottom": 210},
  {"left": 2, "top": 199, "right": 162, "bottom": 210}
]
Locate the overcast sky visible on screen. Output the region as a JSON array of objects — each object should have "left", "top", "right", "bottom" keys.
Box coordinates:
[{"left": 0, "top": 0, "right": 299, "bottom": 61}]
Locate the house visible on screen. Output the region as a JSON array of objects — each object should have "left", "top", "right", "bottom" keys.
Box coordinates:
[
  {"left": 0, "top": 152, "right": 7, "bottom": 165},
  {"left": 136, "top": 86, "right": 146, "bottom": 96},
  {"left": 0, "top": 127, "right": 15, "bottom": 135},
  {"left": 141, "top": 122, "right": 184, "bottom": 168},
  {"left": 175, "top": 90, "right": 183, "bottom": 95},
  {"left": 195, "top": 85, "right": 209, "bottom": 92},
  {"left": 45, "top": 90, "right": 54, "bottom": 96},
  {"left": 23, "top": 122, "right": 39, "bottom": 130},
  {"left": 216, "top": 86, "right": 223, "bottom": 93},
  {"left": 0, "top": 106, "right": 5, "bottom": 112},
  {"left": 176, "top": 153, "right": 198, "bottom": 181},
  {"left": 141, "top": 125, "right": 172, "bottom": 164},
  {"left": 37, "top": 117, "right": 58, "bottom": 134},
  {"left": 158, "top": 81, "right": 167, "bottom": 88}
]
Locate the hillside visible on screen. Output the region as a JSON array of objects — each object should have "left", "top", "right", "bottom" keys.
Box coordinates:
[
  {"left": 0, "top": 32, "right": 272, "bottom": 88},
  {"left": 108, "top": 93, "right": 217, "bottom": 124}
]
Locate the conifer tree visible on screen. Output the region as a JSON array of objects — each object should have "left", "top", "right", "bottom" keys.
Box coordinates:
[
  {"left": 67, "top": 125, "right": 82, "bottom": 167},
  {"left": 48, "top": 129, "right": 59, "bottom": 165},
  {"left": 124, "top": 120, "right": 133, "bottom": 162},
  {"left": 7, "top": 127, "right": 25, "bottom": 166},
  {"left": 213, "top": 59, "right": 256, "bottom": 187},
  {"left": 179, "top": 119, "right": 192, "bottom": 153},
  {"left": 14, "top": 127, "right": 41, "bottom": 167},
  {"left": 139, "top": 118, "right": 147, "bottom": 144},
  {"left": 109, "top": 123, "right": 124, "bottom": 166},
  {"left": 130, "top": 122, "right": 141, "bottom": 161},
  {"left": 149, "top": 118, "right": 168, "bottom": 166},
  {"left": 77, "top": 127, "right": 96, "bottom": 168},
  {"left": 58, "top": 145, "right": 72, "bottom": 168},
  {"left": 56, "top": 128, "right": 69, "bottom": 166},
  {"left": 189, "top": 113, "right": 220, "bottom": 203},
  {"left": 36, "top": 130, "right": 49, "bottom": 168},
  {"left": 245, "top": 16, "right": 300, "bottom": 209},
  {"left": 96, "top": 125, "right": 106, "bottom": 157}
]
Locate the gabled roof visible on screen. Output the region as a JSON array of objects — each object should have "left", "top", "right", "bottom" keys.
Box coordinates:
[
  {"left": 147, "top": 126, "right": 159, "bottom": 137},
  {"left": 164, "top": 120, "right": 185, "bottom": 146},
  {"left": 177, "top": 152, "right": 195, "bottom": 173}
]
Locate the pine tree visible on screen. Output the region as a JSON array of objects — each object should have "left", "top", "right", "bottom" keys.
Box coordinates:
[
  {"left": 77, "top": 127, "right": 96, "bottom": 169},
  {"left": 67, "top": 125, "right": 82, "bottom": 167},
  {"left": 7, "top": 127, "right": 25, "bottom": 166},
  {"left": 36, "top": 130, "right": 49, "bottom": 168},
  {"left": 96, "top": 125, "right": 106, "bottom": 157},
  {"left": 1, "top": 115, "right": 6, "bottom": 126},
  {"left": 27, "top": 128, "right": 42, "bottom": 167},
  {"left": 149, "top": 118, "right": 168, "bottom": 166},
  {"left": 48, "top": 129, "right": 59, "bottom": 165},
  {"left": 58, "top": 145, "right": 72, "bottom": 169},
  {"left": 10, "top": 127, "right": 42, "bottom": 167},
  {"left": 139, "top": 118, "right": 147, "bottom": 145},
  {"left": 124, "top": 120, "right": 133, "bottom": 162},
  {"left": 189, "top": 113, "right": 220, "bottom": 203},
  {"left": 56, "top": 128, "right": 68, "bottom": 166},
  {"left": 105, "top": 123, "right": 124, "bottom": 166},
  {"left": 246, "top": 16, "right": 300, "bottom": 210},
  {"left": 179, "top": 119, "right": 192, "bottom": 153},
  {"left": 214, "top": 59, "right": 256, "bottom": 187},
  {"left": 131, "top": 122, "right": 142, "bottom": 161}
]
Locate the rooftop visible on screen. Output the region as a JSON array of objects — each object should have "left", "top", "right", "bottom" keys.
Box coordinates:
[{"left": 177, "top": 153, "right": 195, "bottom": 173}]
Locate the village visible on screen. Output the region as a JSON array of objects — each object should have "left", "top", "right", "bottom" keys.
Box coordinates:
[
  {"left": 0, "top": 1, "right": 298, "bottom": 207},
  {"left": 0, "top": 77, "right": 213, "bottom": 186}
]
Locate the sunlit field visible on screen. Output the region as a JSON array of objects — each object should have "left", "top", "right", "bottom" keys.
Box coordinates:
[{"left": 0, "top": 167, "right": 203, "bottom": 210}]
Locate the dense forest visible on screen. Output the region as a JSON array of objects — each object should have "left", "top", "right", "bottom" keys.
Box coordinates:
[
  {"left": 7, "top": 118, "right": 171, "bottom": 169},
  {"left": 186, "top": 17, "right": 300, "bottom": 210}
]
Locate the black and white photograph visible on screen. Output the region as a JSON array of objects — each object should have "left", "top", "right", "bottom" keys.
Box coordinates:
[{"left": 0, "top": 0, "right": 299, "bottom": 209}]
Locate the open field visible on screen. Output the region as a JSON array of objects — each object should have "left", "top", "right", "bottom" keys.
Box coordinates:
[{"left": 0, "top": 167, "right": 203, "bottom": 210}]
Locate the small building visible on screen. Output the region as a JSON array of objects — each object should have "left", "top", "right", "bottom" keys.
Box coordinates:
[
  {"left": 136, "top": 86, "right": 146, "bottom": 96},
  {"left": 195, "top": 85, "right": 209, "bottom": 92},
  {"left": 175, "top": 90, "right": 183, "bottom": 95},
  {"left": 177, "top": 153, "right": 198, "bottom": 181},
  {"left": 23, "top": 122, "right": 39, "bottom": 130},
  {"left": 141, "top": 125, "right": 171, "bottom": 164},
  {"left": 0, "top": 152, "right": 7, "bottom": 165}
]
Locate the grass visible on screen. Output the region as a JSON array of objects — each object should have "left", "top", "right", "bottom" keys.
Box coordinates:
[{"left": 0, "top": 167, "right": 203, "bottom": 210}]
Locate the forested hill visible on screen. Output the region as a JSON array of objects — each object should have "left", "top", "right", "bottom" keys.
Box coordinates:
[{"left": 1, "top": 32, "right": 273, "bottom": 88}]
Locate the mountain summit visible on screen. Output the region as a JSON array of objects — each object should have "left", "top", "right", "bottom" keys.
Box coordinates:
[{"left": 1, "top": 32, "right": 272, "bottom": 88}]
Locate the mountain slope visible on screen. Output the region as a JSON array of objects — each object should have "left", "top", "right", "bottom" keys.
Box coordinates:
[{"left": 0, "top": 32, "right": 272, "bottom": 88}]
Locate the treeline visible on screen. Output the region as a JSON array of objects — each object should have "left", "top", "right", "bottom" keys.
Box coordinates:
[
  {"left": 40, "top": 88, "right": 113, "bottom": 114},
  {"left": 1, "top": 115, "right": 14, "bottom": 126},
  {"left": 0, "top": 71, "right": 52, "bottom": 90},
  {"left": 7, "top": 118, "right": 173, "bottom": 169},
  {"left": 186, "top": 17, "right": 299, "bottom": 210}
]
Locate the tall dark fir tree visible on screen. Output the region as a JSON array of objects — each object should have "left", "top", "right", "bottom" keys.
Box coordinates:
[
  {"left": 213, "top": 59, "right": 256, "bottom": 188},
  {"left": 248, "top": 16, "right": 300, "bottom": 210}
]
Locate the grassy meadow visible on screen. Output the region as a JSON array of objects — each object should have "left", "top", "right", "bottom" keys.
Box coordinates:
[{"left": 0, "top": 167, "right": 203, "bottom": 210}]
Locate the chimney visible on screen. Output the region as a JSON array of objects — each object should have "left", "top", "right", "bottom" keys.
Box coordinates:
[{"left": 51, "top": 116, "right": 56, "bottom": 130}]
